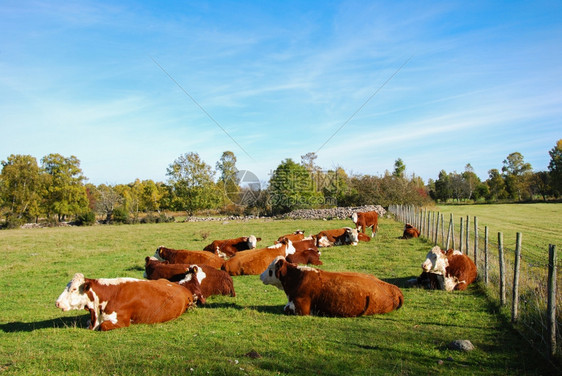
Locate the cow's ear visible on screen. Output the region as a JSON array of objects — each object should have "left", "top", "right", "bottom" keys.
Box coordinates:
[
  {"left": 192, "top": 265, "right": 199, "bottom": 274},
  {"left": 242, "top": 237, "right": 249, "bottom": 241},
  {"left": 82, "top": 282, "right": 91, "bottom": 293},
  {"left": 256, "top": 237, "right": 262, "bottom": 242},
  {"left": 145, "top": 256, "right": 150, "bottom": 263}
]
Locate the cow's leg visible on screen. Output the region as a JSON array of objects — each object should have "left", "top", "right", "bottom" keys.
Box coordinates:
[
  {"left": 292, "top": 297, "right": 311, "bottom": 315},
  {"left": 99, "top": 312, "right": 131, "bottom": 331}
]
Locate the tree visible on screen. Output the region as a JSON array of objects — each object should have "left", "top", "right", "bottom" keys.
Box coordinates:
[
  {"left": 462, "top": 164, "right": 480, "bottom": 200},
  {"left": 0, "top": 154, "right": 43, "bottom": 226},
  {"left": 166, "top": 152, "right": 220, "bottom": 216},
  {"left": 502, "top": 152, "right": 532, "bottom": 200},
  {"left": 393, "top": 158, "right": 406, "bottom": 178},
  {"left": 216, "top": 151, "right": 239, "bottom": 205},
  {"left": 94, "top": 184, "right": 123, "bottom": 223},
  {"left": 41, "top": 154, "right": 88, "bottom": 221},
  {"left": 529, "top": 171, "right": 551, "bottom": 201},
  {"left": 548, "top": 139, "right": 562, "bottom": 197},
  {"left": 433, "top": 170, "right": 451, "bottom": 202},
  {"left": 268, "top": 158, "right": 322, "bottom": 214},
  {"left": 486, "top": 169, "right": 508, "bottom": 201}
]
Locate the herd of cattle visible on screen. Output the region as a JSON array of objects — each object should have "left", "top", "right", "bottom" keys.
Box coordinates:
[{"left": 55, "top": 211, "right": 477, "bottom": 331}]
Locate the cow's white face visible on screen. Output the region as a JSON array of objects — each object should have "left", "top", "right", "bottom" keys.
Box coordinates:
[
  {"left": 351, "top": 213, "right": 358, "bottom": 224},
  {"left": 260, "top": 256, "right": 284, "bottom": 289},
  {"left": 284, "top": 240, "right": 295, "bottom": 256},
  {"left": 248, "top": 235, "right": 258, "bottom": 249},
  {"left": 153, "top": 246, "right": 165, "bottom": 261},
  {"left": 316, "top": 236, "right": 331, "bottom": 248},
  {"left": 179, "top": 265, "right": 207, "bottom": 284},
  {"left": 55, "top": 273, "right": 90, "bottom": 312},
  {"left": 345, "top": 227, "right": 359, "bottom": 245},
  {"left": 422, "top": 246, "right": 448, "bottom": 274}
]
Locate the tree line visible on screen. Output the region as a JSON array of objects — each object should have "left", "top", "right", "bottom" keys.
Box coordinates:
[{"left": 1, "top": 140, "right": 561, "bottom": 228}]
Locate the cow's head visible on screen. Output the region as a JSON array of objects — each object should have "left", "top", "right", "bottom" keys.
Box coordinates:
[
  {"left": 153, "top": 246, "right": 166, "bottom": 261},
  {"left": 345, "top": 227, "right": 359, "bottom": 245},
  {"left": 55, "top": 273, "right": 91, "bottom": 312},
  {"left": 179, "top": 265, "right": 207, "bottom": 305},
  {"left": 247, "top": 235, "right": 261, "bottom": 249},
  {"left": 260, "top": 256, "right": 286, "bottom": 289},
  {"left": 421, "top": 246, "right": 448, "bottom": 274},
  {"left": 350, "top": 212, "right": 358, "bottom": 224}
]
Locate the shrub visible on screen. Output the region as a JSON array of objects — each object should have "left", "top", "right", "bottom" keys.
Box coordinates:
[
  {"left": 111, "top": 207, "right": 130, "bottom": 224},
  {"left": 75, "top": 211, "right": 96, "bottom": 226}
]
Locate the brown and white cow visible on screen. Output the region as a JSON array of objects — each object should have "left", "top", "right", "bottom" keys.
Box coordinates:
[
  {"left": 350, "top": 211, "right": 379, "bottom": 237},
  {"left": 203, "top": 235, "right": 261, "bottom": 259},
  {"left": 286, "top": 248, "right": 322, "bottom": 265},
  {"left": 276, "top": 230, "right": 305, "bottom": 243},
  {"left": 260, "top": 257, "right": 403, "bottom": 317},
  {"left": 154, "top": 246, "right": 225, "bottom": 269},
  {"left": 144, "top": 257, "right": 236, "bottom": 298},
  {"left": 314, "top": 227, "right": 359, "bottom": 247},
  {"left": 401, "top": 224, "right": 420, "bottom": 239},
  {"left": 421, "top": 246, "right": 477, "bottom": 291},
  {"left": 55, "top": 273, "right": 197, "bottom": 331},
  {"left": 222, "top": 238, "right": 296, "bottom": 276}
]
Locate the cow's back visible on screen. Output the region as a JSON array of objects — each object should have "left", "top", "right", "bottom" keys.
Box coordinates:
[
  {"left": 167, "top": 250, "right": 224, "bottom": 269},
  {"left": 301, "top": 270, "right": 403, "bottom": 316},
  {"left": 223, "top": 248, "right": 284, "bottom": 276}
]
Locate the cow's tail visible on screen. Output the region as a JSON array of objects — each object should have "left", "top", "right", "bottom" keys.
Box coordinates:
[{"left": 359, "top": 296, "right": 371, "bottom": 316}]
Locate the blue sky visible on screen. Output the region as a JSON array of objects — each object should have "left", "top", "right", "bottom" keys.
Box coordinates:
[{"left": 1, "top": 1, "right": 560, "bottom": 185}]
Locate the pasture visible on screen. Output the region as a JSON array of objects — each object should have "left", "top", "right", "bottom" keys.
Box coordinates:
[{"left": 0, "top": 217, "right": 555, "bottom": 375}]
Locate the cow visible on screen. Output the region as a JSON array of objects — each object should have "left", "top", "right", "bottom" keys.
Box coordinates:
[
  {"left": 276, "top": 230, "right": 305, "bottom": 243},
  {"left": 55, "top": 273, "right": 197, "bottom": 331},
  {"left": 260, "top": 257, "right": 404, "bottom": 317},
  {"left": 286, "top": 248, "right": 322, "bottom": 265},
  {"left": 350, "top": 211, "right": 379, "bottom": 237},
  {"left": 153, "top": 246, "right": 225, "bottom": 269},
  {"left": 203, "top": 235, "right": 261, "bottom": 259},
  {"left": 222, "top": 238, "right": 296, "bottom": 276},
  {"left": 420, "top": 246, "right": 477, "bottom": 291},
  {"left": 401, "top": 224, "right": 420, "bottom": 239},
  {"left": 144, "top": 257, "right": 236, "bottom": 298},
  {"left": 313, "top": 227, "right": 359, "bottom": 247}
]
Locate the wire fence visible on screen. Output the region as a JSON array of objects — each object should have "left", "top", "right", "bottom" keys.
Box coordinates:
[{"left": 388, "top": 204, "right": 561, "bottom": 366}]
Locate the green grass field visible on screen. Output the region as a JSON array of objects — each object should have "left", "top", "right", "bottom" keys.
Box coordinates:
[{"left": 0, "top": 216, "right": 558, "bottom": 375}]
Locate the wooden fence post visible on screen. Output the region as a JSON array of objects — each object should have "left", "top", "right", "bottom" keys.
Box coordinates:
[
  {"left": 440, "top": 214, "right": 445, "bottom": 248},
  {"left": 548, "top": 244, "right": 558, "bottom": 358},
  {"left": 498, "top": 232, "right": 506, "bottom": 306},
  {"left": 465, "top": 215, "right": 470, "bottom": 256},
  {"left": 484, "top": 226, "right": 489, "bottom": 285},
  {"left": 460, "top": 217, "right": 464, "bottom": 254},
  {"left": 434, "top": 212, "right": 440, "bottom": 245},
  {"left": 511, "top": 233, "right": 522, "bottom": 323},
  {"left": 474, "top": 217, "right": 478, "bottom": 265}
]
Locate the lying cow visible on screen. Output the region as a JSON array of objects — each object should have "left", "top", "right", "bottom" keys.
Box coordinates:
[
  {"left": 357, "top": 232, "right": 371, "bottom": 242},
  {"left": 276, "top": 230, "right": 305, "bottom": 243},
  {"left": 401, "top": 224, "right": 420, "bottom": 239},
  {"left": 350, "top": 211, "right": 379, "bottom": 237},
  {"left": 314, "top": 227, "right": 359, "bottom": 247},
  {"left": 222, "top": 238, "right": 295, "bottom": 276},
  {"left": 420, "top": 246, "right": 477, "bottom": 291},
  {"left": 154, "top": 246, "right": 225, "bottom": 269},
  {"left": 55, "top": 273, "right": 199, "bottom": 331},
  {"left": 203, "top": 235, "right": 261, "bottom": 258},
  {"left": 286, "top": 248, "right": 322, "bottom": 265},
  {"left": 144, "top": 257, "right": 236, "bottom": 298},
  {"left": 260, "top": 257, "right": 403, "bottom": 317}
]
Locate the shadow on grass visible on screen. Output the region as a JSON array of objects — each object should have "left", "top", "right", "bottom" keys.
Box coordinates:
[
  {"left": 0, "top": 315, "right": 90, "bottom": 332},
  {"left": 383, "top": 276, "right": 418, "bottom": 288}
]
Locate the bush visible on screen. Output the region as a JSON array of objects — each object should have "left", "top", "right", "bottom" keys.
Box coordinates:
[
  {"left": 111, "top": 207, "right": 130, "bottom": 224},
  {"left": 75, "top": 211, "right": 96, "bottom": 226}
]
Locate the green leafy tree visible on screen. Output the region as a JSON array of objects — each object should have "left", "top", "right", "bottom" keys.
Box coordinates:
[
  {"left": 393, "top": 158, "right": 406, "bottom": 178},
  {"left": 41, "top": 154, "right": 88, "bottom": 221},
  {"left": 486, "top": 169, "right": 508, "bottom": 201},
  {"left": 167, "top": 152, "right": 220, "bottom": 216},
  {"left": 0, "top": 154, "right": 43, "bottom": 225},
  {"left": 95, "top": 184, "right": 123, "bottom": 223},
  {"left": 268, "top": 158, "right": 322, "bottom": 214},
  {"left": 216, "top": 151, "right": 239, "bottom": 205},
  {"left": 529, "top": 171, "right": 551, "bottom": 201},
  {"left": 140, "top": 179, "right": 163, "bottom": 213},
  {"left": 548, "top": 139, "right": 562, "bottom": 197},
  {"left": 462, "top": 163, "right": 480, "bottom": 200},
  {"left": 501, "top": 152, "right": 532, "bottom": 200},
  {"left": 434, "top": 170, "right": 452, "bottom": 202}
]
